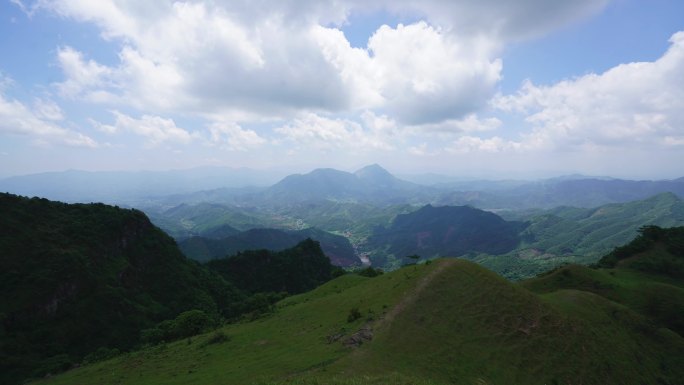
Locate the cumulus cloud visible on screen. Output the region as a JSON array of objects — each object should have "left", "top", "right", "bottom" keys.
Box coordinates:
[
  {"left": 412, "top": 114, "right": 502, "bottom": 134},
  {"left": 32, "top": 0, "right": 605, "bottom": 125},
  {"left": 55, "top": 46, "right": 114, "bottom": 100},
  {"left": 45, "top": 1, "right": 347, "bottom": 116},
  {"left": 367, "top": 22, "right": 501, "bottom": 124},
  {"left": 495, "top": 31, "right": 684, "bottom": 151},
  {"left": 275, "top": 112, "right": 393, "bottom": 151},
  {"left": 207, "top": 121, "right": 265, "bottom": 151},
  {"left": 312, "top": 20, "right": 504, "bottom": 124},
  {"left": 99, "top": 111, "right": 197, "bottom": 145},
  {"left": 0, "top": 90, "right": 97, "bottom": 147}
]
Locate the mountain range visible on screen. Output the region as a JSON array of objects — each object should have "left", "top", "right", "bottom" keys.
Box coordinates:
[
  {"left": 0, "top": 167, "right": 284, "bottom": 204},
  {"left": 4, "top": 164, "right": 683, "bottom": 210}
]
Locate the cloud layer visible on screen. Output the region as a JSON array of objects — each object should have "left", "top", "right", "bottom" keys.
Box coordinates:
[{"left": 3, "top": 0, "right": 683, "bottom": 178}]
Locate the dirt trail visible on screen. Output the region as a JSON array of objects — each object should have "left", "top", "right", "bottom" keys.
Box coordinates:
[{"left": 376, "top": 258, "right": 458, "bottom": 329}]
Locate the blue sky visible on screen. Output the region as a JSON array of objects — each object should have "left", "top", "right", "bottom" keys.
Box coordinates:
[{"left": 1, "top": 0, "right": 683, "bottom": 179}]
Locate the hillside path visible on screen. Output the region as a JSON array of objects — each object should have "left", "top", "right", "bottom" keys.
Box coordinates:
[{"left": 376, "top": 258, "right": 458, "bottom": 329}]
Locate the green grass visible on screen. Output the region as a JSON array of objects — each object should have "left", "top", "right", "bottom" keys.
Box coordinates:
[
  {"left": 33, "top": 259, "right": 684, "bottom": 385},
  {"left": 522, "top": 261, "right": 684, "bottom": 335},
  {"left": 33, "top": 263, "right": 439, "bottom": 385}
]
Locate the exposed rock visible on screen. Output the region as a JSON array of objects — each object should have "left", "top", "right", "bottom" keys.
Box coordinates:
[{"left": 342, "top": 324, "right": 373, "bottom": 347}]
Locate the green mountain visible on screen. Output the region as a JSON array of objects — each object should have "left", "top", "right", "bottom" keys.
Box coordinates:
[
  {"left": 34, "top": 228, "right": 684, "bottom": 385},
  {"left": 0, "top": 193, "right": 243, "bottom": 384},
  {"left": 519, "top": 192, "right": 684, "bottom": 258},
  {"left": 206, "top": 238, "right": 334, "bottom": 294},
  {"left": 367, "top": 204, "right": 525, "bottom": 267},
  {"left": 0, "top": 193, "right": 342, "bottom": 385},
  {"left": 179, "top": 227, "right": 360, "bottom": 266}
]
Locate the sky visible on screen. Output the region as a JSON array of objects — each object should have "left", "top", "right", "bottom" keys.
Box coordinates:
[{"left": 0, "top": 0, "right": 683, "bottom": 179}]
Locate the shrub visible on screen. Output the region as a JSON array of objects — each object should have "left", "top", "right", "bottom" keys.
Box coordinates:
[
  {"left": 203, "top": 331, "right": 230, "bottom": 346},
  {"left": 357, "top": 267, "right": 384, "bottom": 277},
  {"left": 83, "top": 347, "right": 120, "bottom": 365},
  {"left": 347, "top": 307, "right": 362, "bottom": 323},
  {"left": 173, "top": 310, "right": 213, "bottom": 338}
]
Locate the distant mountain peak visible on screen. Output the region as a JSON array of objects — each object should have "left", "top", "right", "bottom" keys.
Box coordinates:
[{"left": 354, "top": 164, "right": 394, "bottom": 179}]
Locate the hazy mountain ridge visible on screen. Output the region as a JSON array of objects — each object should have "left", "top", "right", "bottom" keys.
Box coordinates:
[
  {"left": 0, "top": 167, "right": 284, "bottom": 204},
  {"left": 437, "top": 177, "right": 684, "bottom": 209},
  {"left": 259, "top": 164, "right": 431, "bottom": 205},
  {"left": 3, "top": 165, "right": 683, "bottom": 211}
]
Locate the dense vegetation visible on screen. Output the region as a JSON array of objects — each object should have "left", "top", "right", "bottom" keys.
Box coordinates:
[
  {"left": 0, "top": 193, "right": 246, "bottom": 384},
  {"left": 179, "top": 227, "right": 360, "bottom": 266},
  {"left": 367, "top": 204, "right": 525, "bottom": 267},
  {"left": 595, "top": 225, "right": 684, "bottom": 277},
  {"left": 0, "top": 194, "right": 336, "bottom": 385},
  {"left": 206, "top": 238, "right": 334, "bottom": 294}
]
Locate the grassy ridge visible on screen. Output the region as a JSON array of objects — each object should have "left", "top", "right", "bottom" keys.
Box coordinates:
[
  {"left": 34, "top": 263, "right": 436, "bottom": 385},
  {"left": 324, "top": 260, "right": 684, "bottom": 385}
]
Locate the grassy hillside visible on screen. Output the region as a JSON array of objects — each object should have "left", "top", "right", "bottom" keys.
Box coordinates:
[
  {"left": 32, "top": 260, "right": 431, "bottom": 385},
  {"left": 34, "top": 249, "right": 684, "bottom": 385}
]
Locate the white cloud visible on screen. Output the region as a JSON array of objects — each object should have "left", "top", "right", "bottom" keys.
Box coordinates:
[
  {"left": 207, "top": 121, "right": 265, "bottom": 151},
  {"left": 313, "top": 21, "right": 502, "bottom": 124},
  {"left": 55, "top": 46, "right": 113, "bottom": 100},
  {"left": 367, "top": 22, "right": 501, "bottom": 124},
  {"left": 0, "top": 91, "right": 97, "bottom": 147},
  {"left": 45, "top": 1, "right": 347, "bottom": 116},
  {"left": 495, "top": 31, "right": 684, "bottom": 151},
  {"left": 103, "top": 111, "right": 197, "bottom": 145},
  {"left": 412, "top": 114, "right": 502, "bottom": 134},
  {"left": 275, "top": 112, "right": 393, "bottom": 151},
  {"left": 446, "top": 136, "right": 521, "bottom": 154},
  {"left": 35, "top": 1, "right": 603, "bottom": 126},
  {"left": 408, "top": 143, "right": 439, "bottom": 156},
  {"left": 33, "top": 98, "right": 64, "bottom": 121}
]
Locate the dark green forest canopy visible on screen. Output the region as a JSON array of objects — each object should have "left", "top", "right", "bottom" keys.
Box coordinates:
[
  {"left": 206, "top": 238, "right": 334, "bottom": 294},
  {"left": 0, "top": 193, "right": 336, "bottom": 385}
]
